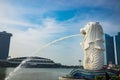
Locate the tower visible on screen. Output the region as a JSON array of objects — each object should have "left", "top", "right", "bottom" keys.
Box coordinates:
[
  {"left": 115, "top": 32, "right": 120, "bottom": 65},
  {"left": 0, "top": 31, "right": 12, "bottom": 60},
  {"left": 104, "top": 34, "right": 115, "bottom": 65}
]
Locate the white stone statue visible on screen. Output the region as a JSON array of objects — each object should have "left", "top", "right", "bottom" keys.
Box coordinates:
[{"left": 80, "top": 22, "right": 104, "bottom": 70}]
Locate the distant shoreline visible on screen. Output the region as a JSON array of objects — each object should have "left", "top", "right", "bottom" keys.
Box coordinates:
[{"left": 0, "top": 60, "right": 82, "bottom": 68}]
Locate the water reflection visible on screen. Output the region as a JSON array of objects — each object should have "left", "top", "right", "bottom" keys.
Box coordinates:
[{"left": 0, "top": 68, "right": 6, "bottom": 80}]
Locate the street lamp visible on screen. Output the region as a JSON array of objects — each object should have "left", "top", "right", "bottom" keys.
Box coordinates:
[{"left": 78, "top": 60, "right": 82, "bottom": 66}]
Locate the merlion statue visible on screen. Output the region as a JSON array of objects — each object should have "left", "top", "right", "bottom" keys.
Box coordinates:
[{"left": 80, "top": 22, "right": 104, "bottom": 70}]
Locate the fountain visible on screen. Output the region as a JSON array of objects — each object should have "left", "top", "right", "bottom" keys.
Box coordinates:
[
  {"left": 80, "top": 22, "right": 104, "bottom": 71},
  {"left": 5, "top": 58, "right": 31, "bottom": 80},
  {"left": 59, "top": 22, "right": 117, "bottom": 80},
  {"left": 5, "top": 34, "right": 80, "bottom": 80}
]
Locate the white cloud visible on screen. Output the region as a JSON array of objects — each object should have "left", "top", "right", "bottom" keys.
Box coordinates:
[
  {"left": 7, "top": 18, "right": 65, "bottom": 58},
  {"left": 0, "top": 1, "right": 47, "bottom": 28},
  {"left": 0, "top": 19, "right": 40, "bottom": 28},
  {"left": 101, "top": 21, "right": 120, "bottom": 35},
  {"left": 0, "top": 16, "right": 83, "bottom": 65}
]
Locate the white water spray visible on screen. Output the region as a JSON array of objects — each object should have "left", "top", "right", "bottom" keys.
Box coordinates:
[
  {"left": 5, "top": 34, "right": 80, "bottom": 80},
  {"left": 32, "top": 34, "right": 80, "bottom": 55},
  {"left": 5, "top": 58, "right": 31, "bottom": 80}
]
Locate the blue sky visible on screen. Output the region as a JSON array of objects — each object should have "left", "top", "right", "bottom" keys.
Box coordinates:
[{"left": 0, "top": 0, "right": 120, "bottom": 65}]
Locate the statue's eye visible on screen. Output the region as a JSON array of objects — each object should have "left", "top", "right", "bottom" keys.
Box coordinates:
[{"left": 83, "top": 32, "right": 86, "bottom": 35}]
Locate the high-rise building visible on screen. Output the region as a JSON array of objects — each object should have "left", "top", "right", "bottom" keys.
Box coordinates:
[
  {"left": 115, "top": 32, "right": 120, "bottom": 65},
  {"left": 0, "top": 31, "right": 12, "bottom": 60},
  {"left": 104, "top": 34, "right": 115, "bottom": 65}
]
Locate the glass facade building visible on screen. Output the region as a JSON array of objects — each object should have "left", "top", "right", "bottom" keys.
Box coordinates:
[
  {"left": 0, "top": 31, "right": 12, "bottom": 60},
  {"left": 104, "top": 34, "right": 115, "bottom": 65},
  {"left": 115, "top": 32, "right": 120, "bottom": 65}
]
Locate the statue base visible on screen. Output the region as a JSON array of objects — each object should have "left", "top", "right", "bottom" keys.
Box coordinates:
[{"left": 59, "top": 69, "right": 117, "bottom": 80}]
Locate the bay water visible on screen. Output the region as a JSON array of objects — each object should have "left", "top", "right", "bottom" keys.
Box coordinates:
[{"left": 0, "top": 68, "right": 72, "bottom": 80}]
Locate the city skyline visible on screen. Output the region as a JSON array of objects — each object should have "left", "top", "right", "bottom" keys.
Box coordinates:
[{"left": 0, "top": 0, "right": 120, "bottom": 65}]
